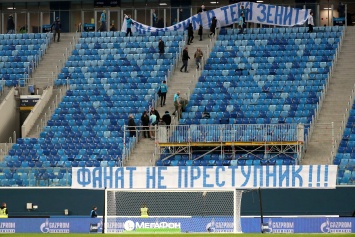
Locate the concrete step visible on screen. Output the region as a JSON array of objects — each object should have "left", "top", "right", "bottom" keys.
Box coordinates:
[
  {"left": 304, "top": 29, "right": 355, "bottom": 164},
  {"left": 125, "top": 39, "right": 212, "bottom": 166}
]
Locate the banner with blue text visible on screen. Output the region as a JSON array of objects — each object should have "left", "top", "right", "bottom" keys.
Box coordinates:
[
  {"left": 72, "top": 165, "right": 336, "bottom": 190},
  {"left": 121, "top": 2, "right": 310, "bottom": 34}
]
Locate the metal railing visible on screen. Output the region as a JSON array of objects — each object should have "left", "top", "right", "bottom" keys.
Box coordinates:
[
  {"left": 155, "top": 124, "right": 303, "bottom": 144},
  {"left": 304, "top": 26, "right": 346, "bottom": 161}
]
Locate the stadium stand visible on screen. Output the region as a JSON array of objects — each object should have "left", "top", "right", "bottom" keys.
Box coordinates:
[
  {"left": 0, "top": 33, "right": 51, "bottom": 87},
  {"left": 156, "top": 26, "right": 344, "bottom": 167},
  {"left": 335, "top": 98, "right": 355, "bottom": 185},
  {"left": 0, "top": 31, "right": 184, "bottom": 186}
]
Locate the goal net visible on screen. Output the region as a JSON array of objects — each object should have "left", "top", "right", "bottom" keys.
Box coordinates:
[{"left": 104, "top": 189, "right": 243, "bottom": 233}]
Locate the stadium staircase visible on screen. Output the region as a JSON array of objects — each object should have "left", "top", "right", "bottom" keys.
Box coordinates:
[
  {"left": 304, "top": 26, "right": 355, "bottom": 165},
  {"left": 125, "top": 36, "right": 212, "bottom": 166},
  {"left": 29, "top": 33, "right": 77, "bottom": 92},
  {"left": 21, "top": 33, "right": 77, "bottom": 138}
]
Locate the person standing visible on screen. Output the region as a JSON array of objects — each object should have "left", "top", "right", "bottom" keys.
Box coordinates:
[
  {"left": 238, "top": 13, "right": 244, "bottom": 34},
  {"left": 180, "top": 47, "right": 190, "bottom": 73},
  {"left": 173, "top": 91, "right": 181, "bottom": 116},
  {"left": 162, "top": 111, "right": 172, "bottom": 130},
  {"left": 0, "top": 203, "right": 8, "bottom": 218},
  {"left": 307, "top": 11, "right": 314, "bottom": 33},
  {"left": 187, "top": 23, "right": 194, "bottom": 45},
  {"left": 149, "top": 112, "right": 157, "bottom": 140},
  {"left": 198, "top": 25, "right": 203, "bottom": 41},
  {"left": 197, "top": 5, "right": 206, "bottom": 14},
  {"left": 150, "top": 107, "right": 160, "bottom": 121},
  {"left": 194, "top": 48, "right": 203, "bottom": 70},
  {"left": 140, "top": 203, "right": 149, "bottom": 218},
  {"left": 90, "top": 206, "right": 98, "bottom": 218},
  {"left": 125, "top": 15, "right": 134, "bottom": 36},
  {"left": 141, "top": 111, "right": 150, "bottom": 138},
  {"left": 7, "top": 15, "right": 15, "bottom": 34},
  {"left": 99, "top": 10, "right": 107, "bottom": 31},
  {"left": 127, "top": 114, "right": 136, "bottom": 137},
  {"left": 110, "top": 24, "right": 117, "bottom": 31},
  {"left": 159, "top": 80, "right": 168, "bottom": 107},
  {"left": 158, "top": 39, "right": 165, "bottom": 57},
  {"left": 240, "top": 5, "right": 246, "bottom": 28},
  {"left": 51, "top": 17, "right": 62, "bottom": 42},
  {"left": 209, "top": 16, "right": 217, "bottom": 37},
  {"left": 152, "top": 9, "right": 157, "bottom": 27}
]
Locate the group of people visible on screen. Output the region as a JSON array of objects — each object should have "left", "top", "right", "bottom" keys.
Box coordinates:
[
  {"left": 180, "top": 47, "right": 204, "bottom": 72},
  {"left": 140, "top": 108, "right": 172, "bottom": 140},
  {"left": 127, "top": 107, "right": 172, "bottom": 140}
]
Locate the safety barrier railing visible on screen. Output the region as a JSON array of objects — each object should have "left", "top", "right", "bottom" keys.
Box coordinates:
[
  {"left": 156, "top": 124, "right": 303, "bottom": 144},
  {"left": 21, "top": 86, "right": 53, "bottom": 138}
]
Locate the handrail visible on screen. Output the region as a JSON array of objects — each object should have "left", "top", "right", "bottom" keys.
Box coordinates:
[{"left": 21, "top": 86, "right": 53, "bottom": 138}]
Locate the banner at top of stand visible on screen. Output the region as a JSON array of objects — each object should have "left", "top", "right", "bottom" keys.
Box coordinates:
[
  {"left": 72, "top": 165, "right": 337, "bottom": 190},
  {"left": 121, "top": 2, "right": 311, "bottom": 34}
]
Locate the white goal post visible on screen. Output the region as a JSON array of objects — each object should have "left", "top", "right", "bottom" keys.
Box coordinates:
[{"left": 104, "top": 189, "right": 243, "bottom": 234}]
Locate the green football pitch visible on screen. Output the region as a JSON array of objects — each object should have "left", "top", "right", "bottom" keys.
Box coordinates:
[{"left": 1, "top": 234, "right": 355, "bottom": 237}]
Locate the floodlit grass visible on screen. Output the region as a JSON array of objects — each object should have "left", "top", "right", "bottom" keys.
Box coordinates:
[{"left": 1, "top": 234, "right": 355, "bottom": 237}]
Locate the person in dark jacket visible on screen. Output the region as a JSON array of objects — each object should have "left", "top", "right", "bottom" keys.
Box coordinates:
[
  {"left": 51, "top": 17, "right": 62, "bottom": 42},
  {"left": 162, "top": 111, "right": 172, "bottom": 130},
  {"left": 90, "top": 206, "right": 97, "bottom": 218},
  {"left": 209, "top": 16, "right": 217, "bottom": 37},
  {"left": 158, "top": 39, "right": 165, "bottom": 57},
  {"left": 141, "top": 111, "right": 150, "bottom": 138},
  {"left": 197, "top": 5, "right": 206, "bottom": 14},
  {"left": 127, "top": 114, "right": 136, "bottom": 137},
  {"left": 7, "top": 15, "right": 15, "bottom": 34},
  {"left": 198, "top": 25, "right": 203, "bottom": 41},
  {"left": 187, "top": 23, "right": 194, "bottom": 45},
  {"left": 180, "top": 47, "right": 190, "bottom": 73}
]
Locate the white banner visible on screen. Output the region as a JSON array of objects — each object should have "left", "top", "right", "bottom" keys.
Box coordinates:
[
  {"left": 72, "top": 165, "right": 337, "bottom": 190},
  {"left": 121, "top": 2, "right": 310, "bottom": 34}
]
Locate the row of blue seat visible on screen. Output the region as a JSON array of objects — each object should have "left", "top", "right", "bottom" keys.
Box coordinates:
[
  {"left": 202, "top": 68, "right": 329, "bottom": 76},
  {"left": 0, "top": 178, "right": 71, "bottom": 187},
  {"left": 66, "top": 88, "right": 155, "bottom": 96},
  {"left": 194, "top": 87, "right": 322, "bottom": 95},
  {"left": 186, "top": 103, "right": 316, "bottom": 112},
  {"left": 179, "top": 117, "right": 310, "bottom": 125},
  {"left": 210, "top": 50, "right": 336, "bottom": 59},
  {"left": 1, "top": 160, "right": 120, "bottom": 168},
  {"left": 201, "top": 74, "right": 327, "bottom": 83},
  {"left": 182, "top": 110, "right": 314, "bottom": 119},
  {"left": 79, "top": 35, "right": 184, "bottom": 44},
  {"left": 0, "top": 55, "right": 38, "bottom": 62},
  {"left": 216, "top": 39, "right": 339, "bottom": 48},
  {"left": 82, "top": 30, "right": 184, "bottom": 38},
  {"left": 9, "top": 146, "right": 124, "bottom": 156},
  {"left": 0, "top": 39, "right": 47, "bottom": 46},
  {"left": 197, "top": 81, "right": 326, "bottom": 88},
  {"left": 76, "top": 40, "right": 182, "bottom": 48},
  {"left": 0, "top": 33, "right": 50, "bottom": 40},
  {"left": 63, "top": 65, "right": 171, "bottom": 74},
  {"left": 218, "top": 32, "right": 342, "bottom": 41},
  {"left": 206, "top": 62, "right": 330, "bottom": 71},
  {"left": 66, "top": 59, "right": 172, "bottom": 68},
  {"left": 17, "top": 136, "right": 129, "bottom": 145},
  {"left": 0, "top": 62, "right": 32, "bottom": 68},
  {"left": 188, "top": 95, "right": 319, "bottom": 105},
  {"left": 216, "top": 38, "right": 339, "bottom": 47}
]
